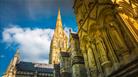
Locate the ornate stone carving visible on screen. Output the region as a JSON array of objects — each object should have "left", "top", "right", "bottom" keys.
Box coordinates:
[{"left": 72, "top": 56, "right": 85, "bottom": 65}]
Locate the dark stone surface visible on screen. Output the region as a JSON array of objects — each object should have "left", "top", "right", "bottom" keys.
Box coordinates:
[
  {"left": 61, "top": 72, "right": 71, "bottom": 77},
  {"left": 108, "top": 58, "right": 138, "bottom": 77}
]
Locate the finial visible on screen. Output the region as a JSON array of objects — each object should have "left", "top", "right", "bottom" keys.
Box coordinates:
[
  {"left": 69, "top": 29, "right": 72, "bottom": 33},
  {"left": 57, "top": 8, "right": 61, "bottom": 20}
]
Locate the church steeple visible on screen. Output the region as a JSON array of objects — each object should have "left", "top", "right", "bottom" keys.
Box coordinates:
[
  {"left": 49, "top": 8, "right": 68, "bottom": 64},
  {"left": 57, "top": 8, "right": 61, "bottom": 20},
  {"left": 55, "top": 8, "right": 63, "bottom": 29}
]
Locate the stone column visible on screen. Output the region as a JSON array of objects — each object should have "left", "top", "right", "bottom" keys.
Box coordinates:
[
  {"left": 102, "top": 30, "right": 120, "bottom": 70},
  {"left": 86, "top": 42, "right": 98, "bottom": 77},
  {"left": 81, "top": 48, "right": 90, "bottom": 77},
  {"left": 95, "top": 30, "right": 111, "bottom": 76},
  {"left": 71, "top": 51, "right": 87, "bottom": 77}
]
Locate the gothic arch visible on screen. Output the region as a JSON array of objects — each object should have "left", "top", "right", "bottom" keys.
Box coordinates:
[
  {"left": 97, "top": 7, "right": 115, "bottom": 27},
  {"left": 96, "top": 7, "right": 125, "bottom": 63}
]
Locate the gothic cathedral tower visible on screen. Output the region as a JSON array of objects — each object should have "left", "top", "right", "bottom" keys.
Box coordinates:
[{"left": 49, "top": 9, "right": 68, "bottom": 64}]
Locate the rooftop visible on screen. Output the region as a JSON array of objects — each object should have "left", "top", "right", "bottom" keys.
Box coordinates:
[{"left": 16, "top": 61, "right": 54, "bottom": 73}]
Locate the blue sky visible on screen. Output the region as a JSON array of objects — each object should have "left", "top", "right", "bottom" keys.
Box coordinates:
[{"left": 0, "top": 0, "right": 78, "bottom": 76}]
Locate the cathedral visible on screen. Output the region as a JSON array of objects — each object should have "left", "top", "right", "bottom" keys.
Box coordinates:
[
  {"left": 49, "top": 9, "right": 88, "bottom": 77},
  {"left": 3, "top": 0, "right": 138, "bottom": 77},
  {"left": 50, "top": 0, "right": 138, "bottom": 77}
]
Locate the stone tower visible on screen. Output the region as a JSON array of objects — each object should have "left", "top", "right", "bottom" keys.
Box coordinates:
[
  {"left": 69, "top": 32, "right": 87, "bottom": 77},
  {"left": 49, "top": 9, "right": 68, "bottom": 64}
]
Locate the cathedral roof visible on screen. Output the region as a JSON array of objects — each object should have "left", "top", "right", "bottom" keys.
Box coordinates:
[{"left": 16, "top": 61, "right": 54, "bottom": 73}]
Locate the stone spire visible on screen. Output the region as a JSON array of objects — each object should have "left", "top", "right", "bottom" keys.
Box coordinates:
[
  {"left": 57, "top": 8, "right": 61, "bottom": 20},
  {"left": 49, "top": 8, "right": 68, "bottom": 64},
  {"left": 55, "top": 8, "right": 62, "bottom": 29}
]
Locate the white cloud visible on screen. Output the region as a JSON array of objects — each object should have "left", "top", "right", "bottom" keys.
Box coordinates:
[
  {"left": 2, "top": 24, "right": 73, "bottom": 63},
  {"left": 2, "top": 26, "right": 54, "bottom": 63}
]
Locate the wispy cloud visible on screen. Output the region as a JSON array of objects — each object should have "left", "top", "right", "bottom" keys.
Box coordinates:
[{"left": 2, "top": 25, "right": 54, "bottom": 63}]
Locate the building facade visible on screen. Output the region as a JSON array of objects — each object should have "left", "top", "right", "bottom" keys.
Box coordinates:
[
  {"left": 3, "top": 51, "right": 54, "bottom": 77},
  {"left": 49, "top": 9, "right": 68, "bottom": 64},
  {"left": 73, "top": 0, "right": 138, "bottom": 77}
]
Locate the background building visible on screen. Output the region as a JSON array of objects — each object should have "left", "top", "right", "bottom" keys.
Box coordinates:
[
  {"left": 49, "top": 8, "right": 88, "bottom": 77},
  {"left": 49, "top": 9, "right": 68, "bottom": 64},
  {"left": 3, "top": 50, "right": 54, "bottom": 77}
]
